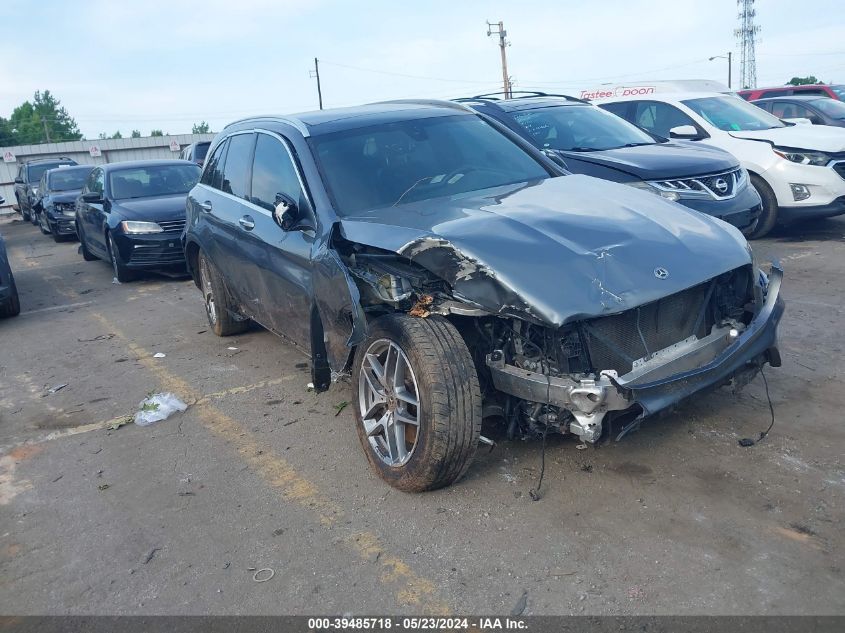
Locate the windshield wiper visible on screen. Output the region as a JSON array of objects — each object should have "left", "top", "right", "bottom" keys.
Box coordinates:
[
  {"left": 566, "top": 147, "right": 601, "bottom": 152},
  {"left": 621, "top": 142, "right": 654, "bottom": 148}
]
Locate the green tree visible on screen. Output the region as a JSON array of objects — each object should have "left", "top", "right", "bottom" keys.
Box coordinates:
[
  {"left": 192, "top": 121, "right": 211, "bottom": 134},
  {"left": 787, "top": 76, "right": 823, "bottom": 86},
  {"left": 8, "top": 90, "right": 82, "bottom": 144},
  {"left": 150, "top": 129, "right": 164, "bottom": 137},
  {"left": 111, "top": 131, "right": 123, "bottom": 139},
  {"left": 130, "top": 129, "right": 141, "bottom": 138},
  {"left": 1, "top": 117, "right": 16, "bottom": 146}
]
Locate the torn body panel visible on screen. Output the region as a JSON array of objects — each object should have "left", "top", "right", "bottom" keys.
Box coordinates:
[{"left": 311, "top": 239, "right": 367, "bottom": 377}]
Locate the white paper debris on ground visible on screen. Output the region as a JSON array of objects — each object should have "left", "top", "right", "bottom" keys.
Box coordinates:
[
  {"left": 48, "top": 384, "right": 68, "bottom": 394},
  {"left": 153, "top": 353, "right": 166, "bottom": 358},
  {"left": 134, "top": 393, "right": 188, "bottom": 427},
  {"left": 227, "top": 346, "right": 238, "bottom": 351}
]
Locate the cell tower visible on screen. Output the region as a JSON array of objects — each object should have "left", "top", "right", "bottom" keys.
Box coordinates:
[{"left": 734, "top": 0, "right": 761, "bottom": 89}]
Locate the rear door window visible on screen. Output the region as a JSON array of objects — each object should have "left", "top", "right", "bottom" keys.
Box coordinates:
[
  {"left": 219, "top": 133, "right": 254, "bottom": 200},
  {"left": 201, "top": 141, "right": 228, "bottom": 190}
]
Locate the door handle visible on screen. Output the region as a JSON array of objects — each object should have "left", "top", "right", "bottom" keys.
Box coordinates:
[
  {"left": 200, "top": 200, "right": 213, "bottom": 212},
  {"left": 238, "top": 215, "right": 255, "bottom": 230}
]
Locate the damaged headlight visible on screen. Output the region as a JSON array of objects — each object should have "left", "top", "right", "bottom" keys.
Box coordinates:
[
  {"left": 773, "top": 147, "right": 829, "bottom": 166},
  {"left": 625, "top": 180, "right": 680, "bottom": 202}
]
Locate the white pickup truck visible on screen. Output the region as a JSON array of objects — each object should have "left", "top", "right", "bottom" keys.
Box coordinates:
[{"left": 590, "top": 86, "right": 845, "bottom": 237}]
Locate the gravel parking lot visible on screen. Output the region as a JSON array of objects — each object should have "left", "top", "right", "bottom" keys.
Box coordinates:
[{"left": 1, "top": 213, "right": 843, "bottom": 615}]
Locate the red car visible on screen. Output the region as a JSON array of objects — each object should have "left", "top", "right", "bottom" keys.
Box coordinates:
[{"left": 738, "top": 84, "right": 845, "bottom": 101}]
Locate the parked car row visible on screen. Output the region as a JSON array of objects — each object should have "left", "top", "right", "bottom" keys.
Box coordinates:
[{"left": 0, "top": 195, "right": 21, "bottom": 318}]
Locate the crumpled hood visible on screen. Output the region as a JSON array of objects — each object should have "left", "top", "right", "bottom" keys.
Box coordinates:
[
  {"left": 558, "top": 141, "right": 738, "bottom": 180},
  {"left": 112, "top": 194, "right": 187, "bottom": 222},
  {"left": 338, "top": 175, "right": 752, "bottom": 326},
  {"left": 729, "top": 124, "right": 845, "bottom": 152}
]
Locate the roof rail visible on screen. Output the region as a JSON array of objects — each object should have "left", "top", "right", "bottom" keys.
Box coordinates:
[
  {"left": 25, "top": 155, "right": 75, "bottom": 163},
  {"left": 459, "top": 91, "right": 589, "bottom": 104}
]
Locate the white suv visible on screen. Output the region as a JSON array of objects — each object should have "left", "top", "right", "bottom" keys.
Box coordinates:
[{"left": 595, "top": 92, "right": 845, "bottom": 237}]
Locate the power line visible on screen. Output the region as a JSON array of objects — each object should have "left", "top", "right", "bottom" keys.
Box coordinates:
[{"left": 318, "top": 59, "right": 494, "bottom": 84}]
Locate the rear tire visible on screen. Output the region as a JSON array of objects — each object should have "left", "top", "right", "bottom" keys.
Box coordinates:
[
  {"left": 78, "top": 224, "right": 98, "bottom": 261},
  {"left": 747, "top": 175, "right": 778, "bottom": 239},
  {"left": 0, "top": 274, "right": 20, "bottom": 318},
  {"left": 198, "top": 250, "right": 249, "bottom": 336},
  {"left": 352, "top": 314, "right": 482, "bottom": 492}
]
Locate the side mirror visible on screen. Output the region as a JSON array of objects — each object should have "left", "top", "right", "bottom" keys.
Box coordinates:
[
  {"left": 669, "top": 125, "right": 702, "bottom": 140},
  {"left": 14, "top": 177, "right": 23, "bottom": 184},
  {"left": 82, "top": 191, "right": 103, "bottom": 203},
  {"left": 272, "top": 193, "right": 299, "bottom": 231}
]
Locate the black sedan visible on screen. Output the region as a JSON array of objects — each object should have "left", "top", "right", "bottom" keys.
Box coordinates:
[
  {"left": 0, "top": 196, "right": 21, "bottom": 318},
  {"left": 75, "top": 160, "right": 201, "bottom": 281},
  {"left": 35, "top": 165, "right": 95, "bottom": 241},
  {"left": 752, "top": 95, "right": 845, "bottom": 128}
]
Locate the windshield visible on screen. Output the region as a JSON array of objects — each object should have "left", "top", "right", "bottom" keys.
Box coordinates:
[
  {"left": 830, "top": 85, "right": 845, "bottom": 100},
  {"left": 194, "top": 142, "right": 210, "bottom": 160},
  {"left": 27, "top": 162, "right": 69, "bottom": 183},
  {"left": 682, "top": 96, "right": 786, "bottom": 131},
  {"left": 511, "top": 104, "right": 656, "bottom": 151},
  {"left": 48, "top": 168, "right": 93, "bottom": 191},
  {"left": 108, "top": 164, "right": 201, "bottom": 199},
  {"left": 813, "top": 98, "right": 845, "bottom": 118},
  {"left": 311, "top": 114, "right": 550, "bottom": 215}
]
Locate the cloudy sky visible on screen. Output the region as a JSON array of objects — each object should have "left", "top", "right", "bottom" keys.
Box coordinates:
[{"left": 1, "top": 0, "right": 843, "bottom": 139}]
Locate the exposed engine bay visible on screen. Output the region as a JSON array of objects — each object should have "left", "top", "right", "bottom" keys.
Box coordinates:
[{"left": 340, "top": 238, "right": 783, "bottom": 445}]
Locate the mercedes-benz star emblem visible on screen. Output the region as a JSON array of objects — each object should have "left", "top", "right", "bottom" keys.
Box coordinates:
[
  {"left": 714, "top": 177, "right": 729, "bottom": 194},
  {"left": 654, "top": 267, "right": 669, "bottom": 280}
]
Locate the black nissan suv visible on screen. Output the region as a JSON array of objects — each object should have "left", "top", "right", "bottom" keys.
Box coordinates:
[
  {"left": 460, "top": 92, "right": 762, "bottom": 234},
  {"left": 184, "top": 100, "right": 782, "bottom": 493}
]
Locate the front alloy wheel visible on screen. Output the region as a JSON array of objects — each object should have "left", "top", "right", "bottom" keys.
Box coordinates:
[
  {"left": 352, "top": 314, "right": 481, "bottom": 492},
  {"left": 359, "top": 339, "right": 421, "bottom": 466}
]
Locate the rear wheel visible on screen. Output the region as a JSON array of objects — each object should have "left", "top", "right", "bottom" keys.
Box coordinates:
[
  {"left": 198, "top": 250, "right": 249, "bottom": 336},
  {"left": 747, "top": 174, "right": 778, "bottom": 239},
  {"left": 352, "top": 314, "right": 482, "bottom": 492},
  {"left": 107, "top": 233, "right": 136, "bottom": 282},
  {"left": 0, "top": 274, "right": 20, "bottom": 318}
]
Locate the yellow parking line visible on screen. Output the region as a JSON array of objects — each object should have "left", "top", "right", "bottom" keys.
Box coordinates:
[{"left": 90, "top": 312, "right": 450, "bottom": 613}]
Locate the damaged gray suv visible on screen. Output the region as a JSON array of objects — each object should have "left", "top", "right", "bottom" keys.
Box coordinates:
[{"left": 184, "top": 100, "right": 784, "bottom": 492}]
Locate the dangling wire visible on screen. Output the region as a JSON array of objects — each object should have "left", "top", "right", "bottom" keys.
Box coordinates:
[
  {"left": 739, "top": 366, "right": 776, "bottom": 447},
  {"left": 530, "top": 331, "right": 553, "bottom": 501}
]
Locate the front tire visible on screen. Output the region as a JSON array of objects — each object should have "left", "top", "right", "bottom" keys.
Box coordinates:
[
  {"left": 77, "top": 223, "right": 98, "bottom": 261},
  {"left": 198, "top": 251, "right": 249, "bottom": 336},
  {"left": 19, "top": 196, "right": 30, "bottom": 223},
  {"left": 107, "top": 232, "right": 136, "bottom": 282},
  {"left": 352, "top": 314, "right": 482, "bottom": 492},
  {"left": 747, "top": 174, "right": 778, "bottom": 239}
]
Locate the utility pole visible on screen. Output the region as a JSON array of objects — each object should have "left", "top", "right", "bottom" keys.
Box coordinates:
[
  {"left": 309, "top": 58, "right": 323, "bottom": 110},
  {"left": 486, "top": 21, "right": 512, "bottom": 98},
  {"left": 728, "top": 51, "right": 732, "bottom": 89},
  {"left": 41, "top": 116, "right": 51, "bottom": 143}
]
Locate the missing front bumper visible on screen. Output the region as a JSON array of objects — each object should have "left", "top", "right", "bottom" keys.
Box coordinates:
[{"left": 486, "top": 265, "right": 785, "bottom": 443}]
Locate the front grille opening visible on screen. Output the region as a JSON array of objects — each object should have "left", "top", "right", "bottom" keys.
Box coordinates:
[{"left": 581, "top": 266, "right": 752, "bottom": 376}]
